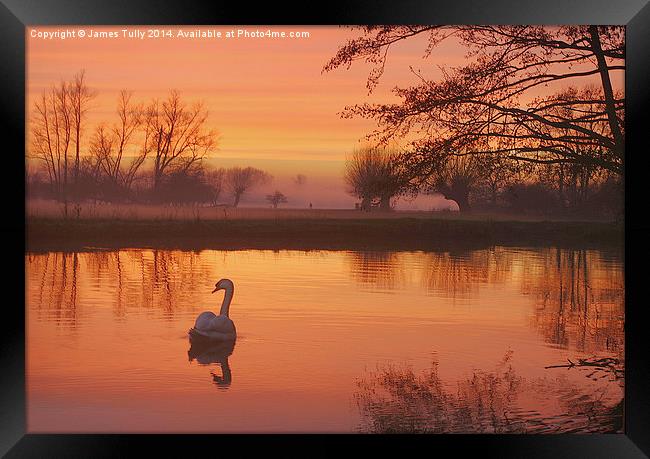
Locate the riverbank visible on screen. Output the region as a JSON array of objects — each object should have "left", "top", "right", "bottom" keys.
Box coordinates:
[{"left": 26, "top": 216, "right": 624, "bottom": 252}]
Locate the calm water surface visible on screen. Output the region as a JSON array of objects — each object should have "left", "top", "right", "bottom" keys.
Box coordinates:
[{"left": 26, "top": 247, "right": 624, "bottom": 433}]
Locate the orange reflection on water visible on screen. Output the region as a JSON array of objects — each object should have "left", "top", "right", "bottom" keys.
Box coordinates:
[{"left": 26, "top": 247, "right": 624, "bottom": 432}]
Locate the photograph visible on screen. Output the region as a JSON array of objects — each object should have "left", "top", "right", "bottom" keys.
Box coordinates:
[{"left": 22, "top": 23, "right": 628, "bottom": 435}]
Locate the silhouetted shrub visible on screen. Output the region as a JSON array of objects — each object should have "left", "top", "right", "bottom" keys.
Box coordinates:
[
  {"left": 153, "top": 169, "right": 214, "bottom": 204},
  {"left": 505, "top": 183, "right": 559, "bottom": 215},
  {"left": 579, "top": 178, "right": 623, "bottom": 219}
]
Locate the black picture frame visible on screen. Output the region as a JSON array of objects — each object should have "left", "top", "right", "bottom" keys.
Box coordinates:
[{"left": 3, "top": 0, "right": 649, "bottom": 457}]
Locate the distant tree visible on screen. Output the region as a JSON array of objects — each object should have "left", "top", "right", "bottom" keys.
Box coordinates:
[
  {"left": 505, "top": 182, "right": 559, "bottom": 215},
  {"left": 30, "top": 70, "right": 97, "bottom": 210},
  {"left": 473, "top": 154, "right": 524, "bottom": 207},
  {"left": 76, "top": 156, "right": 103, "bottom": 200},
  {"left": 425, "top": 155, "right": 481, "bottom": 212},
  {"left": 26, "top": 166, "right": 55, "bottom": 199},
  {"left": 225, "top": 167, "right": 272, "bottom": 207},
  {"left": 88, "top": 90, "right": 144, "bottom": 195},
  {"left": 294, "top": 174, "right": 307, "bottom": 186},
  {"left": 144, "top": 90, "right": 218, "bottom": 190},
  {"left": 532, "top": 145, "right": 611, "bottom": 212},
  {"left": 205, "top": 167, "right": 227, "bottom": 205},
  {"left": 344, "top": 145, "right": 407, "bottom": 211},
  {"left": 266, "top": 190, "right": 288, "bottom": 208},
  {"left": 155, "top": 167, "right": 213, "bottom": 204},
  {"left": 31, "top": 80, "right": 73, "bottom": 201},
  {"left": 69, "top": 70, "right": 97, "bottom": 187}
]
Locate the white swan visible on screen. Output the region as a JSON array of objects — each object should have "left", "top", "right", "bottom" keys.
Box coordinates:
[{"left": 189, "top": 279, "right": 237, "bottom": 343}]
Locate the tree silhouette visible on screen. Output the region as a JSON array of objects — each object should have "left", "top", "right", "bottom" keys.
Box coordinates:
[
  {"left": 266, "top": 190, "right": 288, "bottom": 208},
  {"left": 69, "top": 70, "right": 97, "bottom": 188},
  {"left": 293, "top": 174, "right": 307, "bottom": 186},
  {"left": 88, "top": 90, "right": 145, "bottom": 197},
  {"left": 344, "top": 145, "right": 408, "bottom": 211},
  {"left": 31, "top": 80, "right": 73, "bottom": 202},
  {"left": 425, "top": 154, "right": 480, "bottom": 212},
  {"left": 324, "top": 26, "right": 624, "bottom": 183},
  {"left": 205, "top": 167, "right": 227, "bottom": 205},
  {"left": 225, "top": 166, "right": 272, "bottom": 207},
  {"left": 31, "top": 70, "right": 97, "bottom": 211},
  {"left": 144, "top": 90, "right": 218, "bottom": 190}
]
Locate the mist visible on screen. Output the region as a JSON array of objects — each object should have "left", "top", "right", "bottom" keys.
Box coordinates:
[{"left": 202, "top": 157, "right": 457, "bottom": 210}]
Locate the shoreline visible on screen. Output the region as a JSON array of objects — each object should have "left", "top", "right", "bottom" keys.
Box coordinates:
[{"left": 26, "top": 217, "right": 624, "bottom": 253}]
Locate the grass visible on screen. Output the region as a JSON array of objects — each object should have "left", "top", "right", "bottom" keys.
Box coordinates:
[
  {"left": 27, "top": 198, "right": 618, "bottom": 222},
  {"left": 26, "top": 206, "right": 624, "bottom": 252}
]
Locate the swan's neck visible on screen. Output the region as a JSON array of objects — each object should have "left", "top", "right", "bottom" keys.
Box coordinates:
[
  {"left": 219, "top": 283, "right": 234, "bottom": 316},
  {"left": 221, "top": 360, "right": 232, "bottom": 384}
]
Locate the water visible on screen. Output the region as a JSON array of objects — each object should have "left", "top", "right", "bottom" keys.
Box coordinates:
[{"left": 25, "top": 247, "right": 624, "bottom": 433}]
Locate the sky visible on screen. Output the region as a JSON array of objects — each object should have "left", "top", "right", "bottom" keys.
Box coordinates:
[
  {"left": 26, "top": 25, "right": 624, "bottom": 209},
  {"left": 27, "top": 26, "right": 454, "bottom": 161}
]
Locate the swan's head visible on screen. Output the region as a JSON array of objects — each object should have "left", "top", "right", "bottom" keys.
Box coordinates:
[{"left": 212, "top": 278, "right": 234, "bottom": 294}]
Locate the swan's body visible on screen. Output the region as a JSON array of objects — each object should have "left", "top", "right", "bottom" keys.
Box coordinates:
[
  {"left": 189, "top": 279, "right": 236, "bottom": 343},
  {"left": 191, "top": 311, "right": 236, "bottom": 341}
]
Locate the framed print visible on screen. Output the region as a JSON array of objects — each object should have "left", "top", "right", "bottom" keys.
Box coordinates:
[{"left": 3, "top": 0, "right": 650, "bottom": 456}]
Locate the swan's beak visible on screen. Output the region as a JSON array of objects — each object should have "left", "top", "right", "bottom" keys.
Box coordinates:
[{"left": 212, "top": 287, "right": 218, "bottom": 293}]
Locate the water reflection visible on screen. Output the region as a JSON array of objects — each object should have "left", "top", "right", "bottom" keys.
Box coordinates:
[
  {"left": 28, "top": 248, "right": 623, "bottom": 355},
  {"left": 29, "top": 250, "right": 218, "bottom": 322},
  {"left": 347, "top": 248, "right": 623, "bottom": 353},
  {"left": 188, "top": 340, "right": 236, "bottom": 389},
  {"left": 348, "top": 252, "right": 406, "bottom": 291},
  {"left": 27, "top": 252, "right": 80, "bottom": 327},
  {"left": 29, "top": 248, "right": 623, "bottom": 353},
  {"left": 26, "top": 247, "right": 624, "bottom": 433},
  {"left": 420, "top": 249, "right": 512, "bottom": 297},
  {"left": 521, "top": 248, "right": 624, "bottom": 354},
  {"left": 354, "top": 352, "right": 623, "bottom": 434}
]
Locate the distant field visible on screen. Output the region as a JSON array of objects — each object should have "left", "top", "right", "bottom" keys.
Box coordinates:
[
  {"left": 26, "top": 203, "right": 623, "bottom": 253},
  {"left": 26, "top": 198, "right": 616, "bottom": 223}
]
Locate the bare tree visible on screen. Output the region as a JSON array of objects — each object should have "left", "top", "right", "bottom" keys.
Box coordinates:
[
  {"left": 474, "top": 155, "right": 522, "bottom": 207},
  {"left": 425, "top": 155, "right": 481, "bottom": 212},
  {"left": 344, "top": 145, "right": 407, "bottom": 211},
  {"left": 294, "top": 174, "right": 307, "bottom": 186},
  {"left": 69, "top": 70, "right": 97, "bottom": 187},
  {"left": 31, "top": 80, "right": 73, "bottom": 212},
  {"left": 88, "top": 124, "right": 113, "bottom": 175},
  {"left": 205, "top": 167, "right": 227, "bottom": 205},
  {"left": 144, "top": 90, "right": 218, "bottom": 189},
  {"left": 225, "top": 167, "right": 271, "bottom": 207},
  {"left": 266, "top": 190, "right": 288, "bottom": 208},
  {"left": 89, "top": 90, "right": 144, "bottom": 192},
  {"left": 324, "top": 26, "right": 625, "bottom": 178}
]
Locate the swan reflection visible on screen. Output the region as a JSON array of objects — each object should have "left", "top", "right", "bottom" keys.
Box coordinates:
[{"left": 188, "top": 339, "right": 236, "bottom": 389}]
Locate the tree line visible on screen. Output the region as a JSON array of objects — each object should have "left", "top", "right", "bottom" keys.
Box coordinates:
[
  {"left": 344, "top": 144, "right": 620, "bottom": 215},
  {"left": 333, "top": 26, "right": 624, "bottom": 216},
  {"left": 28, "top": 72, "right": 276, "bottom": 208}
]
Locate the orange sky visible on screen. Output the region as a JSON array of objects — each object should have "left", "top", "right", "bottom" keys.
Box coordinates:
[
  {"left": 27, "top": 25, "right": 624, "bottom": 164},
  {"left": 27, "top": 26, "right": 465, "bottom": 163},
  {"left": 26, "top": 26, "right": 624, "bottom": 208}
]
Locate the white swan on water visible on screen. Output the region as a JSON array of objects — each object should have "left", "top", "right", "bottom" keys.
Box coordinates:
[{"left": 189, "top": 279, "right": 236, "bottom": 343}]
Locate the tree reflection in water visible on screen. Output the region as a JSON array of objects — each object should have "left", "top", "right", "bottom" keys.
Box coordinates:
[
  {"left": 28, "top": 249, "right": 217, "bottom": 322},
  {"left": 522, "top": 248, "right": 624, "bottom": 354},
  {"left": 348, "top": 247, "right": 624, "bottom": 353},
  {"left": 348, "top": 251, "right": 406, "bottom": 291},
  {"left": 354, "top": 352, "right": 623, "bottom": 434},
  {"left": 28, "top": 252, "right": 80, "bottom": 327}
]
